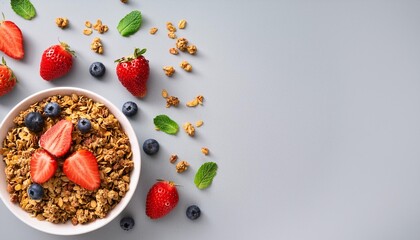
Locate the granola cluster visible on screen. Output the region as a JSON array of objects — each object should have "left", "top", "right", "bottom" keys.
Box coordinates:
[{"left": 0, "top": 94, "right": 134, "bottom": 225}]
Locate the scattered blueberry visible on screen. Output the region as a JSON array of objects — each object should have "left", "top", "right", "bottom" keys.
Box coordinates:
[
  {"left": 143, "top": 139, "right": 159, "bottom": 155},
  {"left": 24, "top": 112, "right": 45, "bottom": 133},
  {"left": 27, "top": 183, "right": 44, "bottom": 200},
  {"left": 186, "top": 205, "right": 201, "bottom": 220},
  {"left": 122, "top": 101, "right": 138, "bottom": 117},
  {"left": 89, "top": 62, "right": 106, "bottom": 78},
  {"left": 44, "top": 102, "right": 61, "bottom": 117},
  {"left": 77, "top": 118, "right": 91, "bottom": 133},
  {"left": 120, "top": 216, "right": 135, "bottom": 231}
]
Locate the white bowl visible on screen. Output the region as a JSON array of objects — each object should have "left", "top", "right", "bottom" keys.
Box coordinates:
[{"left": 0, "top": 87, "right": 141, "bottom": 235}]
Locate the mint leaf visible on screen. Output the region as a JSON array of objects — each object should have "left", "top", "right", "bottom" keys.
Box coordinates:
[
  {"left": 11, "top": 0, "right": 36, "bottom": 20},
  {"left": 153, "top": 115, "right": 179, "bottom": 135},
  {"left": 117, "top": 10, "right": 142, "bottom": 37},
  {"left": 194, "top": 162, "right": 218, "bottom": 189}
]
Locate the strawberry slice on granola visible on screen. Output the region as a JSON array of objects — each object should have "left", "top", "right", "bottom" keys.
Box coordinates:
[
  {"left": 39, "top": 119, "right": 73, "bottom": 157},
  {"left": 63, "top": 149, "right": 101, "bottom": 191},
  {"left": 30, "top": 149, "right": 58, "bottom": 184}
]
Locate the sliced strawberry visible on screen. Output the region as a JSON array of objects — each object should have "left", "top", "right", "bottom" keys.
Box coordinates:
[
  {"left": 0, "top": 20, "right": 24, "bottom": 60},
  {"left": 30, "top": 149, "right": 58, "bottom": 184},
  {"left": 39, "top": 120, "right": 73, "bottom": 157},
  {"left": 63, "top": 150, "right": 100, "bottom": 191}
]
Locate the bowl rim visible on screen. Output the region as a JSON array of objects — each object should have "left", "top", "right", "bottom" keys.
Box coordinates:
[{"left": 0, "top": 87, "right": 141, "bottom": 235}]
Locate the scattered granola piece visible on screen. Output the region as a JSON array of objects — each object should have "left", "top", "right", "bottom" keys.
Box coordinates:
[
  {"left": 178, "top": 19, "right": 187, "bottom": 29},
  {"left": 169, "top": 48, "right": 179, "bottom": 55},
  {"left": 201, "top": 147, "right": 209, "bottom": 155},
  {"left": 90, "top": 37, "right": 104, "bottom": 54},
  {"left": 55, "top": 17, "right": 69, "bottom": 29},
  {"left": 195, "top": 120, "right": 203, "bottom": 127},
  {"left": 163, "top": 66, "right": 175, "bottom": 77},
  {"left": 186, "top": 98, "right": 199, "bottom": 107},
  {"left": 187, "top": 45, "right": 197, "bottom": 55},
  {"left": 93, "top": 19, "right": 102, "bottom": 30},
  {"left": 176, "top": 160, "right": 190, "bottom": 173},
  {"left": 169, "top": 154, "right": 178, "bottom": 164},
  {"left": 183, "top": 122, "right": 195, "bottom": 136},
  {"left": 196, "top": 95, "right": 204, "bottom": 105},
  {"left": 83, "top": 28, "right": 93, "bottom": 36},
  {"left": 166, "top": 22, "right": 177, "bottom": 32},
  {"left": 85, "top": 21, "right": 92, "bottom": 28},
  {"left": 161, "top": 89, "right": 169, "bottom": 98},
  {"left": 98, "top": 25, "right": 109, "bottom": 34},
  {"left": 121, "top": 0, "right": 128, "bottom": 3},
  {"left": 168, "top": 32, "right": 177, "bottom": 39},
  {"left": 166, "top": 96, "right": 180, "bottom": 108},
  {"left": 149, "top": 27, "right": 158, "bottom": 34},
  {"left": 176, "top": 38, "right": 188, "bottom": 51},
  {"left": 180, "top": 60, "right": 192, "bottom": 72}
]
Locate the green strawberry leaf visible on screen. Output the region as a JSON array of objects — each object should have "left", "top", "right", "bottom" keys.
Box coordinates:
[
  {"left": 153, "top": 115, "right": 179, "bottom": 135},
  {"left": 11, "top": 0, "right": 36, "bottom": 20},
  {"left": 117, "top": 10, "right": 142, "bottom": 37},
  {"left": 194, "top": 162, "right": 218, "bottom": 189}
]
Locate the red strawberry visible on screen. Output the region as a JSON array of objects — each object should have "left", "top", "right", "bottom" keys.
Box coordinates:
[
  {"left": 30, "top": 149, "right": 58, "bottom": 184},
  {"left": 40, "top": 42, "right": 74, "bottom": 81},
  {"left": 39, "top": 120, "right": 73, "bottom": 157},
  {"left": 0, "top": 18, "right": 24, "bottom": 60},
  {"left": 63, "top": 150, "right": 100, "bottom": 191},
  {"left": 146, "top": 180, "right": 179, "bottom": 219},
  {"left": 115, "top": 48, "right": 150, "bottom": 98},
  {"left": 0, "top": 57, "right": 16, "bottom": 97}
]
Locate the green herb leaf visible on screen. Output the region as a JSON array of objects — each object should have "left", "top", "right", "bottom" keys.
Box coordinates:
[
  {"left": 117, "top": 10, "right": 142, "bottom": 37},
  {"left": 153, "top": 115, "right": 179, "bottom": 135},
  {"left": 11, "top": 0, "right": 36, "bottom": 20},
  {"left": 194, "top": 162, "right": 218, "bottom": 189}
]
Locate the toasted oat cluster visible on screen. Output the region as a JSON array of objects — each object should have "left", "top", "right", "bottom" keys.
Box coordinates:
[{"left": 0, "top": 94, "right": 134, "bottom": 225}]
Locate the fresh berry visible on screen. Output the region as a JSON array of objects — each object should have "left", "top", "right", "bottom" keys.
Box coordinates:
[
  {"left": 122, "top": 101, "right": 138, "bottom": 117},
  {"left": 39, "top": 120, "right": 73, "bottom": 157},
  {"left": 145, "top": 180, "right": 179, "bottom": 219},
  {"left": 30, "top": 149, "right": 58, "bottom": 184},
  {"left": 43, "top": 102, "right": 61, "bottom": 117},
  {"left": 0, "top": 57, "right": 17, "bottom": 97},
  {"left": 77, "top": 118, "right": 91, "bottom": 133},
  {"left": 63, "top": 150, "right": 100, "bottom": 191},
  {"left": 24, "top": 112, "right": 44, "bottom": 133},
  {"left": 0, "top": 18, "right": 24, "bottom": 60},
  {"left": 39, "top": 42, "right": 75, "bottom": 81},
  {"left": 186, "top": 205, "right": 201, "bottom": 220},
  {"left": 120, "top": 217, "right": 135, "bottom": 231},
  {"left": 89, "top": 62, "right": 106, "bottom": 78},
  {"left": 27, "top": 183, "right": 44, "bottom": 200},
  {"left": 115, "top": 48, "right": 150, "bottom": 97},
  {"left": 143, "top": 139, "right": 159, "bottom": 155}
]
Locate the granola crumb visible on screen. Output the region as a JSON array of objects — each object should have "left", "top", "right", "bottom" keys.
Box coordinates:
[
  {"left": 201, "top": 147, "right": 209, "bottom": 155},
  {"left": 169, "top": 48, "right": 179, "bottom": 55},
  {"left": 83, "top": 28, "right": 93, "bottom": 36},
  {"left": 168, "top": 32, "right": 177, "bottom": 39},
  {"left": 161, "top": 89, "right": 169, "bottom": 98},
  {"left": 196, "top": 95, "right": 204, "bottom": 105},
  {"left": 187, "top": 45, "right": 197, "bottom": 55},
  {"left": 85, "top": 21, "right": 92, "bottom": 28},
  {"left": 176, "top": 160, "right": 190, "bottom": 173},
  {"left": 166, "top": 96, "right": 180, "bottom": 108},
  {"left": 183, "top": 122, "right": 195, "bottom": 136},
  {"left": 120, "top": 0, "right": 128, "bottom": 3},
  {"left": 176, "top": 38, "right": 188, "bottom": 51},
  {"left": 186, "top": 95, "right": 204, "bottom": 107},
  {"left": 55, "top": 17, "right": 69, "bottom": 29},
  {"left": 180, "top": 61, "right": 192, "bottom": 72},
  {"left": 149, "top": 27, "right": 158, "bottom": 35},
  {"left": 91, "top": 37, "right": 104, "bottom": 54},
  {"left": 98, "top": 25, "right": 109, "bottom": 34},
  {"left": 178, "top": 19, "right": 187, "bottom": 29},
  {"left": 169, "top": 154, "right": 178, "bottom": 164},
  {"left": 93, "top": 19, "right": 102, "bottom": 30},
  {"left": 166, "top": 22, "right": 177, "bottom": 32},
  {"left": 163, "top": 66, "right": 175, "bottom": 77},
  {"left": 195, "top": 120, "right": 204, "bottom": 127}
]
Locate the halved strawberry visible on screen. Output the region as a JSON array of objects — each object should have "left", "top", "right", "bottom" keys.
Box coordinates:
[
  {"left": 63, "top": 150, "right": 100, "bottom": 191},
  {"left": 30, "top": 149, "right": 58, "bottom": 184},
  {"left": 39, "top": 120, "right": 73, "bottom": 157},
  {"left": 0, "top": 18, "right": 24, "bottom": 60}
]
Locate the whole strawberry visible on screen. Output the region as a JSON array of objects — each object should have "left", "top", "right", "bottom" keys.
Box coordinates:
[
  {"left": 115, "top": 48, "right": 150, "bottom": 98},
  {"left": 0, "top": 57, "right": 17, "bottom": 97},
  {"left": 40, "top": 42, "right": 75, "bottom": 81},
  {"left": 0, "top": 17, "right": 24, "bottom": 60},
  {"left": 146, "top": 180, "right": 179, "bottom": 219}
]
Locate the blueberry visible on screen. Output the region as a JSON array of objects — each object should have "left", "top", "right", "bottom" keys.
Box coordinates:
[
  {"left": 24, "top": 112, "right": 45, "bottom": 133},
  {"left": 142, "top": 139, "right": 159, "bottom": 155},
  {"left": 120, "top": 216, "right": 135, "bottom": 231},
  {"left": 27, "top": 183, "right": 44, "bottom": 200},
  {"left": 122, "top": 101, "right": 138, "bottom": 117},
  {"left": 44, "top": 102, "right": 61, "bottom": 117},
  {"left": 89, "top": 62, "right": 106, "bottom": 78},
  {"left": 186, "top": 205, "right": 201, "bottom": 220},
  {"left": 77, "top": 118, "right": 91, "bottom": 133}
]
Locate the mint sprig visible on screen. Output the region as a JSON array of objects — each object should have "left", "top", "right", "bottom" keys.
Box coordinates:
[
  {"left": 117, "top": 10, "right": 142, "bottom": 37},
  {"left": 194, "top": 162, "right": 218, "bottom": 189},
  {"left": 11, "top": 0, "right": 36, "bottom": 20},
  {"left": 153, "top": 115, "right": 179, "bottom": 135}
]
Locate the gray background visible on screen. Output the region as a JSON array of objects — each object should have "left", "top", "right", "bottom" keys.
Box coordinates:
[{"left": 1, "top": 0, "right": 420, "bottom": 239}]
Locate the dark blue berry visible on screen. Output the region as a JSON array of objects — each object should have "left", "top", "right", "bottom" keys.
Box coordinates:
[
  {"left": 89, "top": 62, "right": 106, "bottom": 78},
  {"left": 186, "top": 205, "right": 201, "bottom": 220},
  {"left": 44, "top": 102, "right": 61, "bottom": 117},
  {"left": 120, "top": 216, "right": 135, "bottom": 231},
  {"left": 143, "top": 139, "right": 159, "bottom": 155},
  {"left": 77, "top": 118, "right": 91, "bottom": 133},
  {"left": 24, "top": 112, "right": 45, "bottom": 133},
  {"left": 27, "top": 183, "right": 44, "bottom": 200},
  {"left": 122, "top": 101, "right": 138, "bottom": 117}
]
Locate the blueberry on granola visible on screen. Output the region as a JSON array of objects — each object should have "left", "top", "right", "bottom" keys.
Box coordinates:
[
  {"left": 77, "top": 118, "right": 91, "bottom": 133},
  {"left": 27, "top": 183, "right": 44, "bottom": 200},
  {"left": 89, "top": 62, "right": 106, "bottom": 78},
  {"left": 24, "top": 112, "right": 44, "bottom": 133},
  {"left": 143, "top": 139, "right": 159, "bottom": 155},
  {"left": 44, "top": 102, "right": 61, "bottom": 117},
  {"left": 186, "top": 205, "right": 201, "bottom": 220},
  {"left": 122, "top": 101, "right": 138, "bottom": 117},
  {"left": 120, "top": 216, "right": 135, "bottom": 231}
]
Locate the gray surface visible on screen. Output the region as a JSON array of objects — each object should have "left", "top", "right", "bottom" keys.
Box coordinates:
[{"left": 1, "top": 0, "right": 420, "bottom": 239}]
